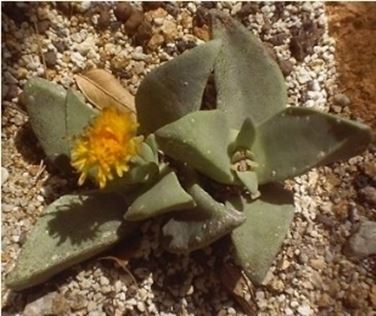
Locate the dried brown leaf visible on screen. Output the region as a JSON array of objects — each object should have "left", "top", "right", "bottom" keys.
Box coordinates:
[
  {"left": 220, "top": 263, "right": 258, "bottom": 315},
  {"left": 74, "top": 69, "right": 136, "bottom": 114}
]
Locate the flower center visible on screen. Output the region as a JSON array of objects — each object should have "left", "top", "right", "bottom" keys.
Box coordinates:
[{"left": 71, "top": 106, "right": 140, "bottom": 188}]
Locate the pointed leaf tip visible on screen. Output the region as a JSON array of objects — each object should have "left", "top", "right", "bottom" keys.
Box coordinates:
[
  {"left": 136, "top": 39, "right": 222, "bottom": 134},
  {"left": 155, "top": 110, "right": 235, "bottom": 184},
  {"left": 125, "top": 171, "right": 195, "bottom": 221},
  {"left": 254, "top": 107, "right": 372, "bottom": 184},
  {"left": 211, "top": 12, "right": 287, "bottom": 128},
  {"left": 24, "top": 78, "right": 70, "bottom": 164},
  {"left": 231, "top": 184, "right": 294, "bottom": 284}
]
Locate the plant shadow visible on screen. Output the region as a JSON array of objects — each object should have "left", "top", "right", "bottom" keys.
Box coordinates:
[
  {"left": 46, "top": 193, "right": 129, "bottom": 246},
  {"left": 14, "top": 122, "right": 45, "bottom": 165}
]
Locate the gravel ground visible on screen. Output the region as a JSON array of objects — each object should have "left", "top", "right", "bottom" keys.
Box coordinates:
[{"left": 2, "top": 2, "right": 376, "bottom": 315}]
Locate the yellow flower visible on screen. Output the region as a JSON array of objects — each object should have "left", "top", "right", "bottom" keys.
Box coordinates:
[{"left": 71, "top": 107, "right": 141, "bottom": 188}]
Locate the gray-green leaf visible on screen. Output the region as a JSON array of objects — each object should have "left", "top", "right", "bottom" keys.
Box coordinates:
[
  {"left": 125, "top": 171, "right": 195, "bottom": 221},
  {"left": 136, "top": 39, "right": 222, "bottom": 134},
  {"left": 233, "top": 118, "right": 256, "bottom": 151},
  {"left": 155, "top": 110, "right": 235, "bottom": 184},
  {"left": 163, "top": 180, "right": 246, "bottom": 253},
  {"left": 65, "top": 88, "right": 97, "bottom": 141},
  {"left": 211, "top": 12, "right": 287, "bottom": 128},
  {"left": 24, "top": 78, "right": 70, "bottom": 163},
  {"left": 230, "top": 184, "right": 294, "bottom": 284},
  {"left": 254, "top": 107, "right": 372, "bottom": 184},
  {"left": 235, "top": 170, "right": 259, "bottom": 198},
  {"left": 5, "top": 193, "right": 138, "bottom": 291}
]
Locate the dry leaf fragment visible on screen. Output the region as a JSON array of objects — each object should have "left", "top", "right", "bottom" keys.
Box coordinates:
[
  {"left": 74, "top": 69, "right": 136, "bottom": 114},
  {"left": 98, "top": 235, "right": 142, "bottom": 286},
  {"left": 99, "top": 256, "right": 138, "bottom": 286},
  {"left": 220, "top": 263, "right": 258, "bottom": 315}
]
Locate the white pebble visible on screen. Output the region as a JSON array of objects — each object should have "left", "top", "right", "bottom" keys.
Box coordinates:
[
  {"left": 187, "top": 2, "right": 196, "bottom": 13},
  {"left": 70, "top": 52, "right": 86, "bottom": 68},
  {"left": 297, "top": 304, "right": 313, "bottom": 316},
  {"left": 301, "top": 2, "right": 313, "bottom": 12},
  {"left": 137, "top": 302, "right": 145, "bottom": 312},
  {"left": 99, "top": 276, "right": 109, "bottom": 286},
  {"left": 79, "top": 1, "right": 92, "bottom": 12},
  {"left": 290, "top": 300, "right": 299, "bottom": 308},
  {"left": 2, "top": 167, "right": 9, "bottom": 185},
  {"left": 285, "top": 307, "right": 294, "bottom": 316}
]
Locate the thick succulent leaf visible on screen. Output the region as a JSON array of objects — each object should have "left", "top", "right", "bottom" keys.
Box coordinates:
[
  {"left": 136, "top": 39, "right": 222, "bottom": 134},
  {"left": 211, "top": 12, "right": 287, "bottom": 128},
  {"left": 254, "top": 107, "right": 372, "bottom": 184},
  {"left": 155, "top": 110, "right": 235, "bottom": 184},
  {"left": 234, "top": 118, "right": 256, "bottom": 151},
  {"left": 125, "top": 171, "right": 195, "bottom": 221},
  {"left": 65, "top": 88, "right": 97, "bottom": 141},
  {"left": 144, "top": 134, "right": 159, "bottom": 162},
  {"left": 104, "top": 142, "right": 160, "bottom": 193},
  {"left": 24, "top": 78, "right": 70, "bottom": 162},
  {"left": 162, "top": 180, "right": 246, "bottom": 253},
  {"left": 104, "top": 163, "right": 160, "bottom": 194},
  {"left": 230, "top": 184, "right": 295, "bottom": 284},
  {"left": 6, "top": 193, "right": 138, "bottom": 291},
  {"left": 235, "top": 171, "right": 259, "bottom": 197},
  {"left": 136, "top": 141, "right": 158, "bottom": 164}
]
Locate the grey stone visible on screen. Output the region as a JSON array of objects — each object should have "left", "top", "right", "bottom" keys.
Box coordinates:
[
  {"left": 24, "top": 292, "right": 59, "bottom": 316},
  {"left": 347, "top": 221, "right": 376, "bottom": 258},
  {"left": 359, "top": 186, "right": 376, "bottom": 205}
]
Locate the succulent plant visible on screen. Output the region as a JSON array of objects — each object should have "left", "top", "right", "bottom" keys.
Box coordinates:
[{"left": 6, "top": 11, "right": 372, "bottom": 291}]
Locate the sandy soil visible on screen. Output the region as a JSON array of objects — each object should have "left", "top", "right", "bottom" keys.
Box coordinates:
[{"left": 326, "top": 3, "right": 376, "bottom": 129}]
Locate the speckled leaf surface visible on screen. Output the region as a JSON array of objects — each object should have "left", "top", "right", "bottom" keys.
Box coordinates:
[
  {"left": 6, "top": 193, "right": 138, "bottom": 291},
  {"left": 125, "top": 171, "right": 195, "bottom": 221},
  {"left": 65, "top": 88, "right": 97, "bottom": 141},
  {"left": 253, "top": 107, "right": 372, "bottom": 184},
  {"left": 211, "top": 12, "right": 287, "bottom": 128},
  {"left": 24, "top": 78, "right": 70, "bottom": 162},
  {"left": 155, "top": 110, "right": 235, "bottom": 184},
  {"left": 230, "top": 184, "right": 294, "bottom": 285},
  {"left": 136, "top": 39, "right": 222, "bottom": 134},
  {"left": 162, "top": 180, "right": 246, "bottom": 253}
]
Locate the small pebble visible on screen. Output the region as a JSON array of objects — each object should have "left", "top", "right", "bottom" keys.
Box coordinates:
[
  {"left": 347, "top": 221, "right": 376, "bottom": 258},
  {"left": 114, "top": 3, "right": 133, "bottom": 22},
  {"left": 37, "top": 20, "right": 50, "bottom": 34},
  {"left": 279, "top": 59, "right": 294, "bottom": 76},
  {"left": 124, "top": 10, "right": 144, "bottom": 35},
  {"left": 359, "top": 186, "right": 376, "bottom": 205},
  {"left": 297, "top": 304, "right": 312, "bottom": 316},
  {"left": 134, "top": 21, "right": 153, "bottom": 46},
  {"left": 97, "top": 10, "right": 111, "bottom": 29},
  {"left": 44, "top": 51, "right": 57, "bottom": 68},
  {"left": 333, "top": 93, "right": 351, "bottom": 106}
]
